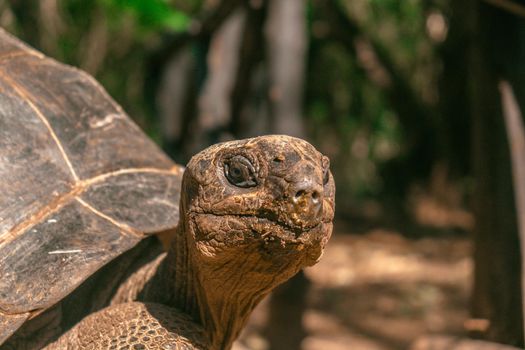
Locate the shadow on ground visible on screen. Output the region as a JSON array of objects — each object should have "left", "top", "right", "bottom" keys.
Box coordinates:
[{"left": 233, "top": 218, "right": 472, "bottom": 350}]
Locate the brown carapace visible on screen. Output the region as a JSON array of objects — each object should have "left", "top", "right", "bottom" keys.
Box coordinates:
[{"left": 0, "top": 28, "right": 335, "bottom": 350}]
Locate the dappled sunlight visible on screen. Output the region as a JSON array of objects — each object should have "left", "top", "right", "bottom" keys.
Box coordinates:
[{"left": 235, "top": 224, "right": 472, "bottom": 350}]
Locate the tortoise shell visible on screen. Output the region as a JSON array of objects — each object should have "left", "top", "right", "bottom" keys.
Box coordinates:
[{"left": 0, "top": 28, "right": 183, "bottom": 343}]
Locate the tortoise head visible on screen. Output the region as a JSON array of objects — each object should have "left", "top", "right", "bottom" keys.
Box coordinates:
[{"left": 180, "top": 135, "right": 334, "bottom": 275}]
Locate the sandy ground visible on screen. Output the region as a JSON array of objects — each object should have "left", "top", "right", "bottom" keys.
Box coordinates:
[{"left": 233, "top": 222, "right": 472, "bottom": 350}]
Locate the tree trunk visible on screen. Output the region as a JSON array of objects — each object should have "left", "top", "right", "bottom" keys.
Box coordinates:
[
  {"left": 266, "top": 0, "right": 307, "bottom": 136},
  {"left": 469, "top": 2, "right": 525, "bottom": 346},
  {"left": 264, "top": 1, "right": 309, "bottom": 349},
  {"left": 265, "top": 270, "right": 309, "bottom": 350},
  {"left": 436, "top": 0, "right": 471, "bottom": 178},
  {"left": 157, "top": 47, "right": 200, "bottom": 164},
  {"left": 229, "top": 1, "right": 268, "bottom": 138},
  {"left": 198, "top": 8, "right": 246, "bottom": 143}
]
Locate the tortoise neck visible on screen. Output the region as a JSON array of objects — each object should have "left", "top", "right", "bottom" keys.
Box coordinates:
[
  {"left": 162, "top": 218, "right": 298, "bottom": 350},
  {"left": 161, "top": 224, "right": 200, "bottom": 322},
  {"left": 192, "top": 257, "right": 279, "bottom": 350}
]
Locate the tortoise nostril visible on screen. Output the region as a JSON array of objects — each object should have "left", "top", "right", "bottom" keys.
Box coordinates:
[
  {"left": 295, "top": 189, "right": 306, "bottom": 200},
  {"left": 292, "top": 186, "right": 322, "bottom": 207},
  {"left": 288, "top": 182, "right": 324, "bottom": 227}
]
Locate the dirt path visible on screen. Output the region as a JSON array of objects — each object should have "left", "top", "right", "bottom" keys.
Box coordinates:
[{"left": 234, "top": 226, "right": 472, "bottom": 349}]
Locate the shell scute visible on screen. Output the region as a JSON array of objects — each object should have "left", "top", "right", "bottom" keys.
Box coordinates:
[{"left": 0, "top": 28, "right": 182, "bottom": 344}]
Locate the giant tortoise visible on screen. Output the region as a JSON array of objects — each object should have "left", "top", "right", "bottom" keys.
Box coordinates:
[{"left": 0, "top": 28, "right": 335, "bottom": 349}]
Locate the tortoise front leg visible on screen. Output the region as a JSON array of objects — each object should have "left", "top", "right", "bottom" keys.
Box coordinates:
[{"left": 45, "top": 302, "right": 207, "bottom": 350}]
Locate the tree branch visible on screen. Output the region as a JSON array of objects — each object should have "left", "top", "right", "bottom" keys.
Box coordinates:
[
  {"left": 145, "top": 0, "right": 243, "bottom": 129},
  {"left": 484, "top": 0, "right": 525, "bottom": 18},
  {"left": 316, "top": 0, "right": 437, "bottom": 175},
  {"left": 150, "top": 0, "right": 244, "bottom": 70},
  {"left": 500, "top": 80, "right": 525, "bottom": 344},
  {"left": 229, "top": 1, "right": 268, "bottom": 137}
]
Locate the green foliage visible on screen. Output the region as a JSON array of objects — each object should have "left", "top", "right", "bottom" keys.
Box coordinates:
[
  {"left": 5, "top": 0, "right": 199, "bottom": 136},
  {"left": 101, "top": 0, "right": 191, "bottom": 32},
  {"left": 5, "top": 0, "right": 446, "bottom": 203},
  {"left": 306, "top": 0, "right": 437, "bottom": 200}
]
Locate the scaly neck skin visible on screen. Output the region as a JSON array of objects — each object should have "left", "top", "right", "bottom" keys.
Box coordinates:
[
  {"left": 155, "top": 217, "right": 302, "bottom": 350},
  {"left": 155, "top": 224, "right": 199, "bottom": 321}
]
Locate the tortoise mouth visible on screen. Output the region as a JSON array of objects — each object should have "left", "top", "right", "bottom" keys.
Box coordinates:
[
  {"left": 192, "top": 211, "right": 331, "bottom": 244},
  {"left": 250, "top": 215, "right": 327, "bottom": 240},
  {"left": 190, "top": 212, "right": 332, "bottom": 266}
]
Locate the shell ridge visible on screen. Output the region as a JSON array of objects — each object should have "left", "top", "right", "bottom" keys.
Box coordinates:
[
  {"left": 0, "top": 167, "right": 182, "bottom": 247},
  {"left": 75, "top": 197, "right": 141, "bottom": 237},
  {"left": 0, "top": 70, "right": 79, "bottom": 181}
]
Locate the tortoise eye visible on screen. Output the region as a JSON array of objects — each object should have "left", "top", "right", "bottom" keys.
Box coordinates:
[{"left": 224, "top": 155, "right": 257, "bottom": 188}]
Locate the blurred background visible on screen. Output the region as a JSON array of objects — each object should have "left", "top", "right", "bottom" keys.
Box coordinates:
[{"left": 3, "top": 0, "right": 525, "bottom": 349}]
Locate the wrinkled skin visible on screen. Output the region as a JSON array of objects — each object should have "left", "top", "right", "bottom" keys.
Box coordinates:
[
  {"left": 186, "top": 134, "right": 334, "bottom": 267},
  {"left": 46, "top": 135, "right": 335, "bottom": 350}
]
